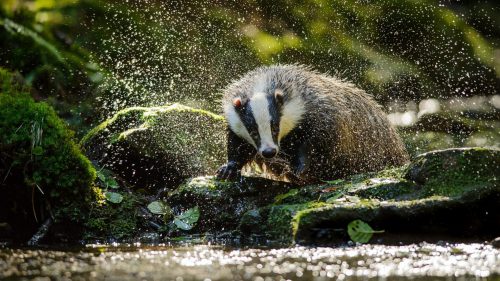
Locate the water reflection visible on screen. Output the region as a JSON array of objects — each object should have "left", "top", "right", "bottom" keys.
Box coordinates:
[{"left": 0, "top": 243, "right": 498, "bottom": 280}]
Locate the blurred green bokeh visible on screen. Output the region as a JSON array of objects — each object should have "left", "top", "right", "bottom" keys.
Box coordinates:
[{"left": 1, "top": 0, "right": 499, "bottom": 125}]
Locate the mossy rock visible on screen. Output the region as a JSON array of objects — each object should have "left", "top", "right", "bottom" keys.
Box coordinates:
[
  {"left": 167, "top": 176, "right": 293, "bottom": 232},
  {"left": 82, "top": 104, "right": 228, "bottom": 190},
  {"left": 291, "top": 147, "right": 499, "bottom": 245},
  {"left": 0, "top": 84, "right": 97, "bottom": 242},
  {"left": 83, "top": 192, "right": 142, "bottom": 241},
  {"left": 166, "top": 148, "right": 498, "bottom": 245},
  {"left": 404, "top": 147, "right": 499, "bottom": 196}
]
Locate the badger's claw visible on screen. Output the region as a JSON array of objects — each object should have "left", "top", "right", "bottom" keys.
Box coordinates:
[
  {"left": 291, "top": 158, "right": 307, "bottom": 177},
  {"left": 216, "top": 161, "right": 241, "bottom": 181}
]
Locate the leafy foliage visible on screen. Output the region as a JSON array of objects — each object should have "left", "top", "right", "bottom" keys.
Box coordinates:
[
  {"left": 85, "top": 192, "right": 140, "bottom": 240},
  {"left": 97, "top": 169, "right": 119, "bottom": 189},
  {"left": 147, "top": 200, "right": 173, "bottom": 222},
  {"left": 173, "top": 207, "right": 200, "bottom": 231},
  {"left": 347, "top": 220, "right": 384, "bottom": 243},
  {"left": 105, "top": 192, "right": 123, "bottom": 204},
  {"left": 65, "top": 0, "right": 499, "bottom": 108}
]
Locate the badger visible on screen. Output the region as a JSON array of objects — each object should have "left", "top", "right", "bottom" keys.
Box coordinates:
[{"left": 216, "top": 64, "right": 409, "bottom": 184}]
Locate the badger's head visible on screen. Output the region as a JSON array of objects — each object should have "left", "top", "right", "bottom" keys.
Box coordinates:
[{"left": 224, "top": 86, "right": 305, "bottom": 159}]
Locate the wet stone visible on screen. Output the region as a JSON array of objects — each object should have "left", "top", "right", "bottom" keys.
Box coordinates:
[
  {"left": 166, "top": 147, "right": 499, "bottom": 245},
  {"left": 82, "top": 104, "right": 228, "bottom": 190},
  {"left": 492, "top": 237, "right": 500, "bottom": 249}
]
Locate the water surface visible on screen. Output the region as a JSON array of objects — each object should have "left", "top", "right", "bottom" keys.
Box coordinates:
[{"left": 1, "top": 242, "right": 499, "bottom": 281}]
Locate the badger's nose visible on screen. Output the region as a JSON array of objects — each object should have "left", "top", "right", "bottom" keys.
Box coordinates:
[{"left": 261, "top": 147, "right": 277, "bottom": 158}]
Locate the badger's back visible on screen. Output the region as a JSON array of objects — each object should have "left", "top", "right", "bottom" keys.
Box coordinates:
[
  {"left": 223, "top": 65, "right": 409, "bottom": 183},
  {"left": 291, "top": 66, "right": 408, "bottom": 181}
]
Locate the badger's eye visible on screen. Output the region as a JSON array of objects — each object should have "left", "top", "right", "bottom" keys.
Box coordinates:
[
  {"left": 249, "top": 131, "right": 259, "bottom": 140},
  {"left": 271, "top": 122, "right": 280, "bottom": 133}
]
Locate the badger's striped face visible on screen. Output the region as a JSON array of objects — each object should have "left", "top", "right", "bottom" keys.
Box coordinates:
[{"left": 224, "top": 88, "right": 305, "bottom": 159}]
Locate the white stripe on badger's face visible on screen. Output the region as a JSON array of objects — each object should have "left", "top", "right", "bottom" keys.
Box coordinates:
[
  {"left": 249, "top": 92, "right": 278, "bottom": 154},
  {"left": 279, "top": 97, "right": 305, "bottom": 141},
  {"left": 224, "top": 102, "right": 257, "bottom": 148}
]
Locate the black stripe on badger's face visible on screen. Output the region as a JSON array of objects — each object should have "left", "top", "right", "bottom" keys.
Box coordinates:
[
  {"left": 267, "top": 94, "right": 281, "bottom": 144},
  {"left": 236, "top": 91, "right": 281, "bottom": 158},
  {"left": 236, "top": 103, "right": 260, "bottom": 148}
]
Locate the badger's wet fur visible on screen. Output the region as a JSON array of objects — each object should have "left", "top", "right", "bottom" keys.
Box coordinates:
[{"left": 216, "top": 64, "right": 409, "bottom": 184}]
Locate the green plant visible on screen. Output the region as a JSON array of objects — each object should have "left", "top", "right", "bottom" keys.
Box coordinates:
[
  {"left": 347, "top": 220, "right": 384, "bottom": 243},
  {"left": 0, "top": 84, "right": 97, "bottom": 239}
]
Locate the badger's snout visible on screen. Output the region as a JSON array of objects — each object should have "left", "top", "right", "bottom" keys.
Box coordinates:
[
  {"left": 261, "top": 147, "right": 277, "bottom": 158},
  {"left": 259, "top": 145, "right": 278, "bottom": 158}
]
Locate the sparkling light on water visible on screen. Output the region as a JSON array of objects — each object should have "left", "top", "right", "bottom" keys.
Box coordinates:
[{"left": 1, "top": 243, "right": 499, "bottom": 280}]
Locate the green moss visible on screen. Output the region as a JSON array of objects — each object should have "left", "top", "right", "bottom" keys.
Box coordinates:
[
  {"left": 290, "top": 194, "right": 471, "bottom": 243},
  {"left": 349, "top": 179, "right": 417, "bottom": 200},
  {"left": 80, "top": 106, "right": 147, "bottom": 145},
  {"left": 373, "top": 165, "right": 408, "bottom": 179},
  {"left": 291, "top": 205, "right": 328, "bottom": 240},
  {"left": 237, "top": 201, "right": 328, "bottom": 243},
  {"left": 81, "top": 104, "right": 228, "bottom": 189},
  {"left": 285, "top": 148, "right": 500, "bottom": 244},
  {"left": 267, "top": 202, "right": 327, "bottom": 242},
  {"left": 405, "top": 148, "right": 500, "bottom": 197},
  {"left": 0, "top": 92, "right": 96, "bottom": 192},
  {"left": 175, "top": 176, "right": 233, "bottom": 194},
  {"left": 82, "top": 104, "right": 225, "bottom": 145},
  {"left": 0, "top": 67, "right": 30, "bottom": 94},
  {"left": 84, "top": 192, "right": 140, "bottom": 239},
  {"left": 0, "top": 79, "right": 97, "bottom": 239}
]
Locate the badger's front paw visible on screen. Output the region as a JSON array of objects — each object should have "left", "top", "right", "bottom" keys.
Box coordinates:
[
  {"left": 291, "top": 162, "right": 306, "bottom": 177},
  {"left": 291, "top": 158, "right": 307, "bottom": 177},
  {"left": 215, "top": 161, "right": 241, "bottom": 181}
]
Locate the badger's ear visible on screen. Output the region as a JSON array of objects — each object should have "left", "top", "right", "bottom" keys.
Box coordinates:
[
  {"left": 233, "top": 97, "right": 243, "bottom": 108},
  {"left": 275, "top": 89, "right": 284, "bottom": 105}
]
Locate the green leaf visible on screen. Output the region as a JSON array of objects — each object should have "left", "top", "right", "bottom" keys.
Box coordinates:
[
  {"left": 97, "top": 170, "right": 107, "bottom": 182},
  {"left": 172, "top": 206, "right": 200, "bottom": 231},
  {"left": 347, "top": 219, "right": 384, "bottom": 243},
  {"left": 105, "top": 177, "right": 119, "bottom": 189},
  {"left": 176, "top": 206, "right": 200, "bottom": 224},
  {"left": 147, "top": 201, "right": 172, "bottom": 215},
  {"left": 174, "top": 218, "right": 194, "bottom": 230},
  {"left": 105, "top": 192, "right": 123, "bottom": 204},
  {"left": 97, "top": 169, "right": 119, "bottom": 189}
]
